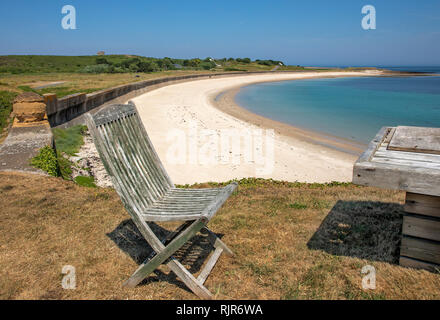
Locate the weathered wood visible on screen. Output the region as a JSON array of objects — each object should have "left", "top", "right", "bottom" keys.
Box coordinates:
[
  {"left": 201, "top": 227, "right": 234, "bottom": 256},
  {"left": 86, "top": 103, "right": 237, "bottom": 299},
  {"left": 399, "top": 256, "right": 440, "bottom": 273},
  {"left": 388, "top": 126, "right": 440, "bottom": 155},
  {"left": 123, "top": 219, "right": 206, "bottom": 288},
  {"left": 374, "top": 149, "right": 440, "bottom": 163},
  {"left": 197, "top": 247, "right": 224, "bottom": 285},
  {"left": 402, "top": 215, "right": 440, "bottom": 242},
  {"left": 167, "top": 259, "right": 213, "bottom": 299},
  {"left": 404, "top": 193, "right": 440, "bottom": 218},
  {"left": 400, "top": 236, "right": 440, "bottom": 265},
  {"left": 353, "top": 126, "right": 440, "bottom": 197}
]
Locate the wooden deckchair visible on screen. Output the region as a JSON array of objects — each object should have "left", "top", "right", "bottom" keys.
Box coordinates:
[{"left": 85, "top": 103, "right": 237, "bottom": 299}]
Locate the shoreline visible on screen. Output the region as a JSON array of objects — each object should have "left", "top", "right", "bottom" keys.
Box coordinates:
[
  {"left": 130, "top": 70, "right": 420, "bottom": 184},
  {"left": 210, "top": 78, "right": 368, "bottom": 156}
]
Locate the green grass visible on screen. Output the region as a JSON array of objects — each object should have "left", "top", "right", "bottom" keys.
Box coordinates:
[
  {"left": 17, "top": 85, "right": 100, "bottom": 99},
  {"left": 53, "top": 125, "right": 88, "bottom": 180},
  {"left": 0, "top": 55, "right": 132, "bottom": 74},
  {"left": 74, "top": 176, "right": 96, "bottom": 188},
  {"left": 53, "top": 125, "right": 87, "bottom": 156},
  {"left": 0, "top": 91, "right": 17, "bottom": 133}
]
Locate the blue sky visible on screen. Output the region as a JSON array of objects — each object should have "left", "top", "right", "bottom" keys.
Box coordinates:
[{"left": 0, "top": 0, "right": 439, "bottom": 66}]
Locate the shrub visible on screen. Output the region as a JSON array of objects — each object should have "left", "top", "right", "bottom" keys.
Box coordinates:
[
  {"left": 31, "top": 146, "right": 60, "bottom": 177},
  {"left": 236, "top": 58, "right": 251, "bottom": 64},
  {"left": 80, "top": 64, "right": 113, "bottom": 74},
  {"left": 138, "top": 61, "right": 159, "bottom": 73},
  {"left": 199, "top": 61, "right": 216, "bottom": 70},
  {"left": 0, "top": 91, "right": 17, "bottom": 132},
  {"left": 96, "top": 57, "right": 110, "bottom": 65}
]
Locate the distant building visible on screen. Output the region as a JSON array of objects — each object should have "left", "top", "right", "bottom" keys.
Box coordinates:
[
  {"left": 97, "top": 51, "right": 105, "bottom": 56},
  {"left": 173, "top": 64, "right": 183, "bottom": 69}
]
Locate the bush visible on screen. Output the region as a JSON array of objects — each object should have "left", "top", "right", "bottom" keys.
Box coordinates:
[
  {"left": 96, "top": 57, "right": 110, "bottom": 65},
  {"left": 31, "top": 146, "right": 60, "bottom": 177},
  {"left": 236, "top": 58, "right": 251, "bottom": 64},
  {"left": 0, "top": 91, "right": 17, "bottom": 132},
  {"left": 199, "top": 61, "right": 216, "bottom": 70},
  {"left": 80, "top": 64, "right": 113, "bottom": 73},
  {"left": 138, "top": 61, "right": 159, "bottom": 73}
]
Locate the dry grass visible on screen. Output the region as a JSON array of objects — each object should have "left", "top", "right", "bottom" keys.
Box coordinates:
[{"left": 0, "top": 172, "right": 439, "bottom": 300}]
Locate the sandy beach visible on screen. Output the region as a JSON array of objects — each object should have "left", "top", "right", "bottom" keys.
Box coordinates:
[{"left": 131, "top": 71, "right": 382, "bottom": 184}]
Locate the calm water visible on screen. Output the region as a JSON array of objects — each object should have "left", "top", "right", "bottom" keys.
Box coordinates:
[{"left": 235, "top": 73, "right": 440, "bottom": 144}]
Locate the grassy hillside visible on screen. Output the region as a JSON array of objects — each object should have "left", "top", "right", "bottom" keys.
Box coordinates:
[
  {"left": 1, "top": 172, "right": 439, "bottom": 299},
  {"left": 0, "top": 55, "right": 304, "bottom": 74}
]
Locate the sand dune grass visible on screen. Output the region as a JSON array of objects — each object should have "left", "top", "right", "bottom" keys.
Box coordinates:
[{"left": 0, "top": 172, "right": 439, "bottom": 300}]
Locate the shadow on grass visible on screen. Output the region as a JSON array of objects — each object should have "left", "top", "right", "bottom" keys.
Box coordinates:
[
  {"left": 107, "top": 219, "right": 223, "bottom": 291},
  {"left": 307, "top": 200, "right": 403, "bottom": 264}
]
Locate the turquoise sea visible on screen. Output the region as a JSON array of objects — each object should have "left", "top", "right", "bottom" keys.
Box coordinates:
[{"left": 235, "top": 67, "right": 440, "bottom": 144}]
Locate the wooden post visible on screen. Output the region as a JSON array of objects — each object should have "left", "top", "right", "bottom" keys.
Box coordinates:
[{"left": 399, "top": 192, "right": 440, "bottom": 272}]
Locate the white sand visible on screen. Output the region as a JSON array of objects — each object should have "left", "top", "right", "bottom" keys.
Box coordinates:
[{"left": 131, "top": 71, "right": 376, "bottom": 184}]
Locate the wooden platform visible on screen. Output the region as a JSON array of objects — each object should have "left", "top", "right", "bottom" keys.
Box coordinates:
[
  {"left": 388, "top": 126, "right": 440, "bottom": 155},
  {"left": 353, "top": 126, "right": 440, "bottom": 272},
  {"left": 353, "top": 126, "right": 440, "bottom": 197}
]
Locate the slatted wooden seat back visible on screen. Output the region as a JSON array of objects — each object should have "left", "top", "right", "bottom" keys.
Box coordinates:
[{"left": 86, "top": 103, "right": 174, "bottom": 215}]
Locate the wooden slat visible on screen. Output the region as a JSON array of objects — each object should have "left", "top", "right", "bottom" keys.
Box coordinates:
[
  {"left": 399, "top": 256, "right": 440, "bottom": 273},
  {"left": 405, "top": 193, "right": 440, "bottom": 218},
  {"left": 400, "top": 236, "right": 440, "bottom": 265},
  {"left": 402, "top": 215, "right": 440, "bottom": 242},
  {"left": 388, "top": 126, "right": 440, "bottom": 155},
  {"left": 197, "top": 247, "right": 224, "bottom": 285},
  {"left": 370, "top": 157, "right": 440, "bottom": 169},
  {"left": 353, "top": 160, "right": 440, "bottom": 197},
  {"left": 374, "top": 149, "right": 440, "bottom": 164}
]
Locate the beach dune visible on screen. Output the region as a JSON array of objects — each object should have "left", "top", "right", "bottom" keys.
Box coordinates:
[{"left": 131, "top": 71, "right": 377, "bottom": 184}]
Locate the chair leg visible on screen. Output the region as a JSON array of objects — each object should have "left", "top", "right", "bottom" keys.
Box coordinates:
[
  {"left": 123, "top": 219, "right": 205, "bottom": 288},
  {"left": 167, "top": 258, "right": 213, "bottom": 300},
  {"left": 201, "top": 227, "right": 234, "bottom": 256}
]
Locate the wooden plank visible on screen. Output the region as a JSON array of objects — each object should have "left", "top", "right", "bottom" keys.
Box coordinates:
[
  {"left": 388, "top": 126, "right": 440, "bottom": 155},
  {"left": 383, "top": 127, "right": 396, "bottom": 144},
  {"left": 405, "top": 193, "right": 440, "bottom": 218},
  {"left": 370, "top": 156, "right": 440, "bottom": 169},
  {"left": 353, "top": 161, "right": 440, "bottom": 197},
  {"left": 402, "top": 215, "right": 440, "bottom": 242},
  {"left": 356, "top": 126, "right": 389, "bottom": 163},
  {"left": 197, "top": 247, "right": 224, "bottom": 285},
  {"left": 399, "top": 256, "right": 440, "bottom": 273},
  {"left": 374, "top": 150, "right": 440, "bottom": 164},
  {"left": 400, "top": 236, "right": 440, "bottom": 265}
]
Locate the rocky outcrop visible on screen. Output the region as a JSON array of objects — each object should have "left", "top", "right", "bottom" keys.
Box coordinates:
[{"left": 13, "top": 92, "right": 47, "bottom": 123}]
